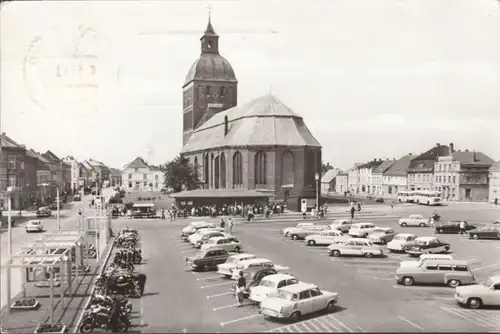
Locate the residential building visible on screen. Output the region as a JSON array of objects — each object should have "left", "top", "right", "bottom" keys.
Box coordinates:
[
  {"left": 79, "top": 163, "right": 90, "bottom": 187},
  {"left": 347, "top": 163, "right": 363, "bottom": 194},
  {"left": 86, "top": 158, "right": 109, "bottom": 187},
  {"left": 63, "top": 156, "right": 83, "bottom": 191},
  {"left": 434, "top": 149, "right": 495, "bottom": 201},
  {"left": 110, "top": 168, "right": 123, "bottom": 187},
  {"left": 489, "top": 161, "right": 500, "bottom": 204},
  {"left": 122, "top": 157, "right": 164, "bottom": 191},
  {"left": 335, "top": 171, "right": 349, "bottom": 194},
  {"left": 358, "top": 159, "right": 383, "bottom": 195},
  {"left": 382, "top": 154, "right": 416, "bottom": 196},
  {"left": 321, "top": 169, "right": 339, "bottom": 193},
  {"left": 371, "top": 160, "right": 396, "bottom": 196},
  {"left": 82, "top": 160, "right": 96, "bottom": 184},
  {"left": 407, "top": 143, "right": 450, "bottom": 191},
  {"left": 43, "top": 150, "right": 72, "bottom": 192}
]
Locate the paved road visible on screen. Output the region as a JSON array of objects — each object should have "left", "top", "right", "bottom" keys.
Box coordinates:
[{"left": 109, "top": 203, "right": 500, "bottom": 333}]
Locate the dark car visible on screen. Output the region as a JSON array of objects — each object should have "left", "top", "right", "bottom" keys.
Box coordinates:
[
  {"left": 185, "top": 248, "right": 229, "bottom": 271},
  {"left": 468, "top": 226, "right": 500, "bottom": 240},
  {"left": 73, "top": 194, "right": 82, "bottom": 201},
  {"left": 83, "top": 187, "right": 91, "bottom": 195},
  {"left": 435, "top": 221, "right": 477, "bottom": 234},
  {"left": 405, "top": 237, "right": 450, "bottom": 257},
  {"left": 36, "top": 206, "right": 52, "bottom": 217},
  {"left": 49, "top": 201, "right": 63, "bottom": 210}
]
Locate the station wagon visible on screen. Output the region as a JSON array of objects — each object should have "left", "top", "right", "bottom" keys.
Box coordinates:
[
  {"left": 201, "top": 236, "right": 242, "bottom": 253},
  {"left": 304, "top": 230, "right": 348, "bottom": 246},
  {"left": 250, "top": 274, "right": 300, "bottom": 303},
  {"left": 185, "top": 247, "right": 229, "bottom": 271},
  {"left": 368, "top": 227, "right": 396, "bottom": 244},
  {"left": 348, "top": 223, "right": 376, "bottom": 238},
  {"left": 217, "top": 253, "right": 256, "bottom": 277},
  {"left": 395, "top": 259, "right": 475, "bottom": 287}
]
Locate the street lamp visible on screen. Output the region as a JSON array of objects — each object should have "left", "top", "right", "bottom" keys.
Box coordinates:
[
  {"left": 6, "top": 186, "right": 13, "bottom": 259},
  {"left": 315, "top": 173, "right": 320, "bottom": 210},
  {"left": 39, "top": 183, "right": 60, "bottom": 229}
]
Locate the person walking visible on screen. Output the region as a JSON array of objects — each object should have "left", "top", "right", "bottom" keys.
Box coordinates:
[
  {"left": 350, "top": 205, "right": 355, "bottom": 219},
  {"left": 459, "top": 221, "right": 467, "bottom": 235},
  {"left": 161, "top": 208, "right": 165, "bottom": 220},
  {"left": 228, "top": 218, "right": 234, "bottom": 234}
]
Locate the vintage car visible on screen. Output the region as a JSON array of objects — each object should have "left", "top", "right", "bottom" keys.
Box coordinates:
[
  {"left": 286, "top": 225, "right": 331, "bottom": 240},
  {"left": 395, "top": 259, "right": 475, "bottom": 287},
  {"left": 282, "top": 223, "right": 314, "bottom": 236},
  {"left": 304, "top": 230, "right": 348, "bottom": 246},
  {"left": 467, "top": 226, "right": 500, "bottom": 240},
  {"left": 328, "top": 238, "right": 384, "bottom": 258},
  {"left": 217, "top": 253, "right": 256, "bottom": 277},
  {"left": 188, "top": 228, "right": 225, "bottom": 245},
  {"left": 131, "top": 203, "right": 157, "bottom": 218},
  {"left": 250, "top": 274, "right": 300, "bottom": 303},
  {"left": 36, "top": 206, "right": 52, "bottom": 218},
  {"left": 49, "top": 200, "right": 63, "bottom": 210},
  {"left": 73, "top": 193, "right": 82, "bottom": 201},
  {"left": 399, "top": 254, "right": 453, "bottom": 268},
  {"left": 405, "top": 236, "right": 450, "bottom": 257},
  {"left": 181, "top": 221, "right": 213, "bottom": 238},
  {"left": 435, "top": 221, "right": 477, "bottom": 234},
  {"left": 368, "top": 227, "right": 396, "bottom": 244},
  {"left": 399, "top": 214, "right": 430, "bottom": 228},
  {"left": 185, "top": 248, "right": 229, "bottom": 271},
  {"left": 25, "top": 220, "right": 44, "bottom": 233},
  {"left": 387, "top": 233, "right": 417, "bottom": 252},
  {"left": 260, "top": 282, "right": 338, "bottom": 320},
  {"left": 329, "top": 219, "right": 353, "bottom": 233},
  {"left": 200, "top": 236, "right": 242, "bottom": 253},
  {"left": 455, "top": 276, "right": 500, "bottom": 309},
  {"left": 230, "top": 258, "right": 289, "bottom": 279},
  {"left": 233, "top": 267, "right": 280, "bottom": 292},
  {"left": 194, "top": 231, "right": 230, "bottom": 248},
  {"left": 348, "top": 223, "right": 377, "bottom": 238}
]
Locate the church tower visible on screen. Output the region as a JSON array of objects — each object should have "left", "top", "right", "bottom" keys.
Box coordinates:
[{"left": 182, "top": 17, "right": 238, "bottom": 146}]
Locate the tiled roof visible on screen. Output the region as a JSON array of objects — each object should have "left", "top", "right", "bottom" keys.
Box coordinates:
[
  {"left": 88, "top": 158, "right": 106, "bottom": 167},
  {"left": 28, "top": 150, "right": 51, "bottom": 164},
  {"left": 452, "top": 151, "right": 495, "bottom": 167},
  {"left": 358, "top": 160, "right": 383, "bottom": 170},
  {"left": 79, "top": 163, "right": 89, "bottom": 172},
  {"left": 123, "top": 157, "right": 149, "bottom": 170},
  {"left": 372, "top": 160, "right": 396, "bottom": 174},
  {"left": 170, "top": 188, "right": 273, "bottom": 199},
  {"left": 384, "top": 154, "right": 417, "bottom": 176},
  {"left": 408, "top": 145, "right": 450, "bottom": 173},
  {"left": 0, "top": 133, "right": 25, "bottom": 149},
  {"left": 490, "top": 160, "right": 500, "bottom": 172},
  {"left": 109, "top": 168, "right": 122, "bottom": 176},
  {"left": 321, "top": 169, "right": 338, "bottom": 183},
  {"left": 181, "top": 94, "right": 321, "bottom": 154}
]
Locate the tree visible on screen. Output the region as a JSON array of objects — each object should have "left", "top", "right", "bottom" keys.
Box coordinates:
[{"left": 163, "top": 155, "right": 200, "bottom": 192}]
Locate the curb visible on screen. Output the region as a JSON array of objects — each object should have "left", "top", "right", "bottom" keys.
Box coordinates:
[{"left": 72, "top": 238, "right": 115, "bottom": 333}]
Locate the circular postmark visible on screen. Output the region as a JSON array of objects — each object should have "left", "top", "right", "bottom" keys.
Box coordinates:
[{"left": 23, "top": 25, "right": 119, "bottom": 117}]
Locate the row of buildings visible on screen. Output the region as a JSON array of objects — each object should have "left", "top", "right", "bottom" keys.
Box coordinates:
[{"left": 321, "top": 143, "right": 499, "bottom": 203}]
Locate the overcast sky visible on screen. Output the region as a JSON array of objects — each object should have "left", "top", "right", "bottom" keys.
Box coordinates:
[{"left": 1, "top": 0, "right": 499, "bottom": 169}]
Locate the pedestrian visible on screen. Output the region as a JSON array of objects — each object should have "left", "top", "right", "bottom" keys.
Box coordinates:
[
  {"left": 495, "top": 198, "right": 498, "bottom": 206},
  {"left": 350, "top": 205, "right": 355, "bottom": 219},
  {"left": 459, "top": 221, "right": 467, "bottom": 235},
  {"left": 220, "top": 219, "right": 226, "bottom": 229},
  {"left": 228, "top": 218, "right": 234, "bottom": 234},
  {"left": 235, "top": 270, "right": 247, "bottom": 307},
  {"left": 357, "top": 202, "right": 362, "bottom": 212},
  {"left": 161, "top": 208, "right": 165, "bottom": 220}
]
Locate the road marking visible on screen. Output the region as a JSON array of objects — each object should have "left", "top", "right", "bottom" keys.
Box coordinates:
[
  {"left": 206, "top": 291, "right": 232, "bottom": 299},
  {"left": 328, "top": 315, "right": 354, "bottom": 332},
  {"left": 300, "top": 322, "right": 315, "bottom": 332},
  {"left": 472, "top": 262, "right": 500, "bottom": 272},
  {"left": 357, "top": 326, "right": 367, "bottom": 332},
  {"left": 398, "top": 316, "right": 424, "bottom": 331},
  {"left": 213, "top": 303, "right": 239, "bottom": 311},
  {"left": 179, "top": 250, "right": 196, "bottom": 254},
  {"left": 196, "top": 275, "right": 222, "bottom": 281},
  {"left": 140, "top": 297, "right": 144, "bottom": 326},
  {"left": 220, "top": 313, "right": 261, "bottom": 326},
  {"left": 311, "top": 318, "right": 340, "bottom": 332},
  {"left": 441, "top": 307, "right": 500, "bottom": 327},
  {"left": 344, "top": 264, "right": 398, "bottom": 269},
  {"left": 200, "top": 281, "right": 233, "bottom": 289}
]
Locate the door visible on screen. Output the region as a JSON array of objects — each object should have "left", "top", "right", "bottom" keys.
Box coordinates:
[
  {"left": 215, "top": 250, "right": 227, "bottom": 265},
  {"left": 342, "top": 241, "right": 357, "bottom": 255},
  {"left": 436, "top": 265, "right": 453, "bottom": 285},
  {"left": 310, "top": 288, "right": 325, "bottom": 312},
  {"left": 485, "top": 284, "right": 500, "bottom": 305},
  {"left": 418, "top": 265, "right": 440, "bottom": 284},
  {"left": 297, "top": 290, "right": 313, "bottom": 315},
  {"left": 354, "top": 241, "right": 365, "bottom": 256}
]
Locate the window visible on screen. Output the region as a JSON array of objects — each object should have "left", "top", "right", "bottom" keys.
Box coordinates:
[
  {"left": 143, "top": 174, "right": 147, "bottom": 180},
  {"left": 20, "top": 161, "right": 25, "bottom": 170},
  {"left": 277, "top": 281, "right": 286, "bottom": 289},
  {"left": 128, "top": 174, "right": 132, "bottom": 179},
  {"left": 452, "top": 176, "right": 456, "bottom": 184},
  {"left": 134, "top": 168, "right": 138, "bottom": 172},
  {"left": 453, "top": 265, "right": 469, "bottom": 272},
  {"left": 254, "top": 150, "right": 267, "bottom": 185},
  {"left": 438, "top": 265, "right": 452, "bottom": 271},
  {"left": 128, "top": 182, "right": 132, "bottom": 188},
  {"left": 493, "top": 284, "right": 500, "bottom": 291},
  {"left": 448, "top": 176, "right": 451, "bottom": 183},
  {"left": 232, "top": 151, "right": 243, "bottom": 188},
  {"left": 143, "top": 181, "right": 147, "bottom": 187},
  {"left": 155, "top": 175, "right": 159, "bottom": 181},
  {"left": 8, "top": 156, "right": 16, "bottom": 169},
  {"left": 310, "top": 288, "right": 321, "bottom": 297},
  {"left": 299, "top": 290, "right": 311, "bottom": 300},
  {"left": 425, "top": 265, "right": 438, "bottom": 271},
  {"left": 135, "top": 181, "right": 140, "bottom": 187},
  {"left": 155, "top": 183, "right": 159, "bottom": 188},
  {"left": 281, "top": 150, "right": 295, "bottom": 186},
  {"left": 8, "top": 176, "right": 16, "bottom": 187}
]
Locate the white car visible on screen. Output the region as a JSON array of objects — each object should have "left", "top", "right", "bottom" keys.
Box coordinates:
[
  {"left": 260, "top": 282, "right": 338, "bottom": 320},
  {"left": 399, "top": 215, "right": 430, "bottom": 227},
  {"left": 250, "top": 274, "right": 300, "bottom": 303},
  {"left": 329, "top": 219, "right": 353, "bottom": 233},
  {"left": 200, "top": 236, "right": 242, "bottom": 253},
  {"left": 328, "top": 238, "right": 384, "bottom": 258},
  {"left": 304, "top": 230, "right": 348, "bottom": 246},
  {"left": 230, "top": 258, "right": 289, "bottom": 279},
  {"left": 348, "top": 223, "right": 376, "bottom": 238},
  {"left": 188, "top": 228, "right": 223, "bottom": 245},
  {"left": 455, "top": 276, "right": 500, "bottom": 309},
  {"left": 25, "top": 220, "right": 44, "bottom": 233},
  {"left": 387, "top": 233, "right": 417, "bottom": 252},
  {"left": 282, "top": 223, "right": 314, "bottom": 236},
  {"left": 287, "top": 225, "right": 331, "bottom": 240},
  {"left": 181, "top": 221, "right": 212, "bottom": 237},
  {"left": 217, "top": 253, "right": 256, "bottom": 278},
  {"left": 399, "top": 254, "right": 453, "bottom": 268}
]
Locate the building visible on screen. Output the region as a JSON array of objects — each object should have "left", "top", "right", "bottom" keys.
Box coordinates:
[
  {"left": 347, "top": 163, "right": 363, "bottom": 194},
  {"left": 371, "top": 160, "right": 396, "bottom": 196},
  {"left": 122, "top": 157, "right": 164, "bottom": 191},
  {"left": 335, "top": 171, "right": 349, "bottom": 194},
  {"left": 382, "top": 154, "right": 416, "bottom": 196},
  {"left": 86, "top": 159, "right": 109, "bottom": 187},
  {"left": 321, "top": 169, "right": 339, "bottom": 193},
  {"left": 63, "top": 156, "right": 86, "bottom": 191},
  {"left": 110, "top": 168, "right": 123, "bottom": 187},
  {"left": 358, "top": 159, "right": 383, "bottom": 195},
  {"left": 43, "top": 150, "right": 72, "bottom": 193},
  {"left": 407, "top": 143, "right": 450, "bottom": 191},
  {"left": 489, "top": 161, "right": 500, "bottom": 204},
  {"left": 434, "top": 149, "right": 495, "bottom": 201},
  {"left": 178, "top": 19, "right": 322, "bottom": 211}
]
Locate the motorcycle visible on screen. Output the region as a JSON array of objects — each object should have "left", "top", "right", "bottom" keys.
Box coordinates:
[
  {"left": 79, "top": 308, "right": 130, "bottom": 332},
  {"left": 108, "top": 279, "right": 141, "bottom": 297},
  {"left": 89, "top": 294, "right": 133, "bottom": 313}
]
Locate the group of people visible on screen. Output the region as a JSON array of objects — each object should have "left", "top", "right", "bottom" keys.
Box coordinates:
[
  {"left": 302, "top": 204, "right": 329, "bottom": 220},
  {"left": 219, "top": 217, "right": 236, "bottom": 234}
]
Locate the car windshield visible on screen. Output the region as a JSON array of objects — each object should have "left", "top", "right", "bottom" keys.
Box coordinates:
[
  {"left": 276, "top": 290, "right": 295, "bottom": 300},
  {"left": 259, "top": 279, "right": 275, "bottom": 288},
  {"left": 415, "top": 239, "right": 429, "bottom": 245},
  {"left": 372, "top": 230, "right": 385, "bottom": 235},
  {"left": 225, "top": 257, "right": 239, "bottom": 265},
  {"left": 393, "top": 235, "right": 407, "bottom": 241},
  {"left": 206, "top": 239, "right": 217, "bottom": 244},
  {"left": 481, "top": 278, "right": 493, "bottom": 287}
]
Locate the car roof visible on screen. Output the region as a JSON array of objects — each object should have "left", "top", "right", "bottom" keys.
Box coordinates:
[
  {"left": 346, "top": 238, "right": 371, "bottom": 242},
  {"left": 351, "top": 223, "right": 374, "bottom": 227},
  {"left": 261, "top": 273, "right": 296, "bottom": 282},
  {"left": 203, "top": 247, "right": 225, "bottom": 252},
  {"left": 28, "top": 220, "right": 41, "bottom": 223},
  {"left": 395, "top": 233, "right": 416, "bottom": 237},
  {"left": 239, "top": 258, "right": 271, "bottom": 265},
  {"left": 373, "top": 227, "right": 393, "bottom": 231},
  {"left": 191, "top": 221, "right": 208, "bottom": 226},
  {"left": 415, "top": 236, "right": 437, "bottom": 241},
  {"left": 228, "top": 253, "right": 255, "bottom": 260},
  {"left": 281, "top": 282, "right": 317, "bottom": 293},
  {"left": 423, "top": 259, "right": 469, "bottom": 266},
  {"left": 208, "top": 237, "right": 226, "bottom": 242}
]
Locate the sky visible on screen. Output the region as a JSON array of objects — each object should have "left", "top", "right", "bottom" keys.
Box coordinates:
[{"left": 1, "top": 0, "right": 499, "bottom": 170}]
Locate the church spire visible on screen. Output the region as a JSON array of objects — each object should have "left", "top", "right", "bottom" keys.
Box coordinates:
[{"left": 200, "top": 5, "right": 219, "bottom": 54}]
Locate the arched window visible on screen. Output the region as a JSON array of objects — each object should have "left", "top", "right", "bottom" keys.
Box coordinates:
[
  {"left": 203, "top": 154, "right": 209, "bottom": 186},
  {"left": 232, "top": 151, "right": 243, "bottom": 188},
  {"left": 281, "top": 150, "right": 295, "bottom": 186},
  {"left": 220, "top": 153, "right": 226, "bottom": 189},
  {"left": 254, "top": 150, "right": 267, "bottom": 185}
]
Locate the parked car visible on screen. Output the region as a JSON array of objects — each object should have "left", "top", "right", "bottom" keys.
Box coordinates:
[
  {"left": 250, "top": 274, "right": 300, "bottom": 303},
  {"left": 260, "top": 283, "right": 338, "bottom": 320},
  {"left": 181, "top": 221, "right": 217, "bottom": 238},
  {"left": 200, "top": 236, "right": 242, "bottom": 253},
  {"left": 435, "top": 221, "right": 477, "bottom": 234},
  {"left": 405, "top": 236, "right": 450, "bottom": 257},
  {"left": 399, "top": 215, "right": 430, "bottom": 228},
  {"left": 329, "top": 219, "right": 353, "bottom": 233},
  {"left": 368, "top": 227, "right": 396, "bottom": 244},
  {"left": 467, "top": 226, "right": 500, "bottom": 240},
  {"left": 304, "top": 230, "right": 348, "bottom": 246},
  {"left": 194, "top": 231, "right": 230, "bottom": 248},
  {"left": 348, "top": 223, "right": 376, "bottom": 238},
  {"left": 282, "top": 223, "right": 314, "bottom": 236},
  {"left": 455, "top": 276, "right": 500, "bottom": 309},
  {"left": 399, "top": 254, "right": 454, "bottom": 268},
  {"left": 188, "top": 228, "right": 225, "bottom": 245},
  {"left": 36, "top": 207, "right": 52, "bottom": 218},
  {"left": 234, "top": 267, "right": 280, "bottom": 292},
  {"left": 49, "top": 201, "right": 63, "bottom": 210},
  {"left": 230, "top": 258, "right": 289, "bottom": 278},
  {"left": 387, "top": 233, "right": 417, "bottom": 252},
  {"left": 185, "top": 248, "right": 229, "bottom": 271},
  {"left": 25, "top": 220, "right": 44, "bottom": 233},
  {"left": 395, "top": 259, "right": 475, "bottom": 287},
  {"left": 328, "top": 238, "right": 384, "bottom": 258},
  {"left": 217, "top": 253, "right": 256, "bottom": 278},
  {"left": 73, "top": 193, "right": 82, "bottom": 201},
  {"left": 286, "top": 225, "right": 331, "bottom": 240}
]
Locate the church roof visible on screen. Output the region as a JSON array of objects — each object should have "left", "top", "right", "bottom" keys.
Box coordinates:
[
  {"left": 203, "top": 19, "right": 218, "bottom": 37},
  {"left": 181, "top": 94, "right": 322, "bottom": 154},
  {"left": 183, "top": 53, "right": 237, "bottom": 87}
]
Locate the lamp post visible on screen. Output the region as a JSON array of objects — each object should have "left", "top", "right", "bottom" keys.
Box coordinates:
[
  {"left": 315, "top": 173, "right": 320, "bottom": 210},
  {"left": 39, "top": 183, "right": 60, "bottom": 229},
  {"left": 7, "top": 186, "right": 13, "bottom": 258}
]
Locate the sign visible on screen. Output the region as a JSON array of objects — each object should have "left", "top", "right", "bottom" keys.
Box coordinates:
[{"left": 208, "top": 103, "right": 223, "bottom": 108}]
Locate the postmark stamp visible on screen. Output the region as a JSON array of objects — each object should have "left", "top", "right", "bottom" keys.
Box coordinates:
[{"left": 23, "top": 25, "right": 119, "bottom": 117}]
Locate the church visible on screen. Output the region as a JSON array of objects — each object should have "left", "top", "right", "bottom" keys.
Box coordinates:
[{"left": 178, "top": 17, "right": 323, "bottom": 211}]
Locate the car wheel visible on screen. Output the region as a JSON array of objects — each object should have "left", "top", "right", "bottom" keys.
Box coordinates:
[
  {"left": 292, "top": 235, "right": 298, "bottom": 240},
  {"left": 419, "top": 223, "right": 426, "bottom": 227},
  {"left": 234, "top": 247, "right": 240, "bottom": 253},
  {"left": 380, "top": 239, "right": 386, "bottom": 245},
  {"left": 467, "top": 298, "right": 482, "bottom": 309},
  {"left": 447, "top": 279, "right": 461, "bottom": 288},
  {"left": 332, "top": 250, "right": 341, "bottom": 257},
  {"left": 308, "top": 240, "right": 316, "bottom": 246},
  {"left": 289, "top": 311, "right": 301, "bottom": 321},
  {"left": 325, "top": 301, "right": 336, "bottom": 313},
  {"left": 401, "top": 223, "right": 407, "bottom": 227},
  {"left": 364, "top": 252, "right": 373, "bottom": 258},
  {"left": 472, "top": 234, "right": 479, "bottom": 240},
  {"left": 402, "top": 276, "right": 414, "bottom": 286},
  {"left": 444, "top": 246, "right": 450, "bottom": 252}
]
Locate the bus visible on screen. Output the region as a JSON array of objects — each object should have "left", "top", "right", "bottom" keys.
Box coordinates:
[
  {"left": 397, "top": 191, "right": 413, "bottom": 203},
  {"left": 413, "top": 190, "right": 442, "bottom": 206}
]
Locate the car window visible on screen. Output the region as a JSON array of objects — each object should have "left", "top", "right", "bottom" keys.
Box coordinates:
[
  {"left": 453, "top": 265, "right": 469, "bottom": 272},
  {"left": 287, "top": 279, "right": 298, "bottom": 285},
  {"left": 425, "top": 265, "right": 438, "bottom": 271},
  {"left": 387, "top": 229, "right": 395, "bottom": 234},
  {"left": 493, "top": 284, "right": 500, "bottom": 291},
  {"left": 346, "top": 240, "right": 356, "bottom": 246},
  {"left": 231, "top": 238, "right": 239, "bottom": 243},
  {"left": 310, "top": 288, "right": 322, "bottom": 297},
  {"left": 206, "top": 251, "right": 215, "bottom": 257},
  {"left": 299, "top": 290, "right": 311, "bottom": 300},
  {"left": 438, "top": 265, "right": 452, "bottom": 271},
  {"left": 277, "top": 280, "right": 286, "bottom": 288},
  {"left": 249, "top": 263, "right": 260, "bottom": 268},
  {"left": 355, "top": 241, "right": 365, "bottom": 246}
]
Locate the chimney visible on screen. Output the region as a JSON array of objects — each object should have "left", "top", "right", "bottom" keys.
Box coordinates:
[
  {"left": 224, "top": 115, "right": 229, "bottom": 136},
  {"left": 449, "top": 143, "right": 454, "bottom": 154},
  {"left": 473, "top": 150, "right": 478, "bottom": 162},
  {"left": 436, "top": 143, "right": 441, "bottom": 147}
]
